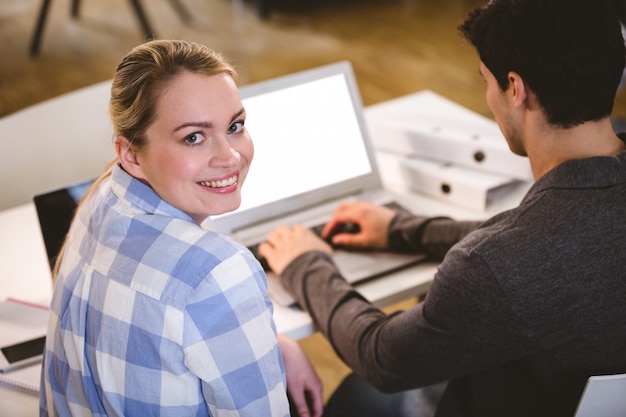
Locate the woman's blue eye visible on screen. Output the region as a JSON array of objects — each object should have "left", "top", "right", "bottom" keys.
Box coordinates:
[
  {"left": 228, "top": 121, "right": 244, "bottom": 134},
  {"left": 185, "top": 132, "right": 204, "bottom": 145}
]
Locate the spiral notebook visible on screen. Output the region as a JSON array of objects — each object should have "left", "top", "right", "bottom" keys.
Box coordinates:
[{"left": 0, "top": 362, "right": 41, "bottom": 395}]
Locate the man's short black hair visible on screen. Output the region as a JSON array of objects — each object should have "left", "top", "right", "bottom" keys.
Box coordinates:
[{"left": 459, "top": 0, "right": 625, "bottom": 128}]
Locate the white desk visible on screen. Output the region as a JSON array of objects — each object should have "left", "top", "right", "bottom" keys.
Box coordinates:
[{"left": 0, "top": 90, "right": 530, "bottom": 415}]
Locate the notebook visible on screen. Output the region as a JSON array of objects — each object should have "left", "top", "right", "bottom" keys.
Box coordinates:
[
  {"left": 33, "top": 62, "right": 425, "bottom": 306},
  {"left": 206, "top": 61, "right": 425, "bottom": 305}
]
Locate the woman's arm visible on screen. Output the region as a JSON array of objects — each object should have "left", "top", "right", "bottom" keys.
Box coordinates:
[{"left": 278, "top": 334, "right": 324, "bottom": 417}]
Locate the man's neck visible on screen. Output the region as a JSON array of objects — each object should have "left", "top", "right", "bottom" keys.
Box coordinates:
[{"left": 525, "top": 117, "right": 625, "bottom": 180}]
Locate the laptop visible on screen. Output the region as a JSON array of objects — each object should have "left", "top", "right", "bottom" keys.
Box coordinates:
[
  {"left": 33, "top": 178, "right": 93, "bottom": 270},
  {"left": 33, "top": 61, "right": 424, "bottom": 306},
  {"left": 206, "top": 61, "right": 425, "bottom": 305}
]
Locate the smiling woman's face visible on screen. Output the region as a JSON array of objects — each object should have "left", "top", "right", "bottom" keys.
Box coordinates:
[{"left": 119, "top": 71, "right": 254, "bottom": 224}]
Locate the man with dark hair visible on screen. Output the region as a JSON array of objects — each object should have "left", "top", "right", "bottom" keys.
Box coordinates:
[{"left": 260, "top": 0, "right": 626, "bottom": 416}]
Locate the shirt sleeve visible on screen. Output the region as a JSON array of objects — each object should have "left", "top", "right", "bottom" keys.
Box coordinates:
[
  {"left": 184, "top": 251, "right": 289, "bottom": 416},
  {"left": 281, "top": 243, "right": 533, "bottom": 393},
  {"left": 387, "top": 213, "right": 482, "bottom": 260}
]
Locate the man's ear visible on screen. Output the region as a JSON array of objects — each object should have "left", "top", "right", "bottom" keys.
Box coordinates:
[
  {"left": 507, "top": 71, "right": 528, "bottom": 108},
  {"left": 115, "top": 136, "right": 146, "bottom": 180}
]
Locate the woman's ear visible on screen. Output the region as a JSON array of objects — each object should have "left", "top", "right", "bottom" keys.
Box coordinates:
[{"left": 115, "top": 136, "right": 146, "bottom": 180}]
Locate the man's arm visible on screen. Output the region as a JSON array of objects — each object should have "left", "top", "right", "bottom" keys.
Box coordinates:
[
  {"left": 387, "top": 212, "right": 482, "bottom": 260},
  {"left": 280, "top": 246, "right": 530, "bottom": 393}
]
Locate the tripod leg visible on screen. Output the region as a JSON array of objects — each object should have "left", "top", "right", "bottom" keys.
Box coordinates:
[
  {"left": 128, "top": 0, "right": 156, "bottom": 40},
  {"left": 29, "top": 0, "right": 52, "bottom": 56},
  {"left": 71, "top": 0, "right": 80, "bottom": 18}
]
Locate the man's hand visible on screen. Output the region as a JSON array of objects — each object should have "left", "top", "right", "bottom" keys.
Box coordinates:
[
  {"left": 259, "top": 225, "right": 332, "bottom": 275},
  {"left": 322, "top": 201, "right": 396, "bottom": 249}
]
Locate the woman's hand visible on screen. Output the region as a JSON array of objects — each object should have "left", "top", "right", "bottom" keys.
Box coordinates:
[{"left": 278, "top": 334, "right": 324, "bottom": 417}]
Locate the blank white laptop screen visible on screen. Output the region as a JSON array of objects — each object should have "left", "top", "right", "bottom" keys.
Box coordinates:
[{"left": 241, "top": 73, "right": 371, "bottom": 212}]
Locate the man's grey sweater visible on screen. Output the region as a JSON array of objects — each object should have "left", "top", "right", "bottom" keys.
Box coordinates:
[{"left": 281, "top": 142, "right": 626, "bottom": 417}]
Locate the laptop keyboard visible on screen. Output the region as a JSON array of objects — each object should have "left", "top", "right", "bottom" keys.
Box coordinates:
[{"left": 247, "top": 201, "right": 409, "bottom": 272}]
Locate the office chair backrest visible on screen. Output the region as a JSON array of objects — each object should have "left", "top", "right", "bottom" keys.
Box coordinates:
[{"left": 574, "top": 373, "right": 626, "bottom": 417}]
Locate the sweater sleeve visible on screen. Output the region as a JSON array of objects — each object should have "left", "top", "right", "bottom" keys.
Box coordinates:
[
  {"left": 280, "top": 243, "right": 531, "bottom": 393},
  {"left": 387, "top": 213, "right": 482, "bottom": 260}
]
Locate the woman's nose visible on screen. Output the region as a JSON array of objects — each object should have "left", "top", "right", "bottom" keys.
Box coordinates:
[{"left": 209, "top": 137, "right": 240, "bottom": 167}]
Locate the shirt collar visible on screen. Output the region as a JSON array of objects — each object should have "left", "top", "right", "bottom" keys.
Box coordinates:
[
  {"left": 524, "top": 138, "right": 626, "bottom": 201},
  {"left": 110, "top": 163, "right": 195, "bottom": 223}
]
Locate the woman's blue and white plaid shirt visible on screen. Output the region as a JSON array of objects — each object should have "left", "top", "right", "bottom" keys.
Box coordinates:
[{"left": 40, "top": 164, "right": 289, "bottom": 416}]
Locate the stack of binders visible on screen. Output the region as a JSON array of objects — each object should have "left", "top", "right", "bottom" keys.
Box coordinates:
[{"left": 366, "top": 91, "right": 532, "bottom": 212}]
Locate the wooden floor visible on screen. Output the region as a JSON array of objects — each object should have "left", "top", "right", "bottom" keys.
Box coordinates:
[
  {"left": 2, "top": 0, "right": 626, "bottom": 403},
  {"left": 1, "top": 0, "right": 495, "bottom": 119}
]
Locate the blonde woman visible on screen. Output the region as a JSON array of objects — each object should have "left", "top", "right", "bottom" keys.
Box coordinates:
[{"left": 40, "top": 40, "right": 321, "bottom": 417}]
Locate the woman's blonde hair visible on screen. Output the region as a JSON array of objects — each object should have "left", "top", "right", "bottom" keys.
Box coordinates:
[
  {"left": 110, "top": 39, "right": 236, "bottom": 150},
  {"left": 52, "top": 40, "right": 237, "bottom": 280}
]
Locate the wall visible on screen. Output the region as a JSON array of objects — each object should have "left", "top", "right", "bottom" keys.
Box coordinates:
[{"left": 0, "top": 81, "right": 116, "bottom": 211}]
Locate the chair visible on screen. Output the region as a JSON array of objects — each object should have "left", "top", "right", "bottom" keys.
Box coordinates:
[
  {"left": 255, "top": 0, "right": 270, "bottom": 19},
  {"left": 29, "top": 0, "right": 191, "bottom": 57},
  {"left": 573, "top": 373, "right": 626, "bottom": 417}
]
